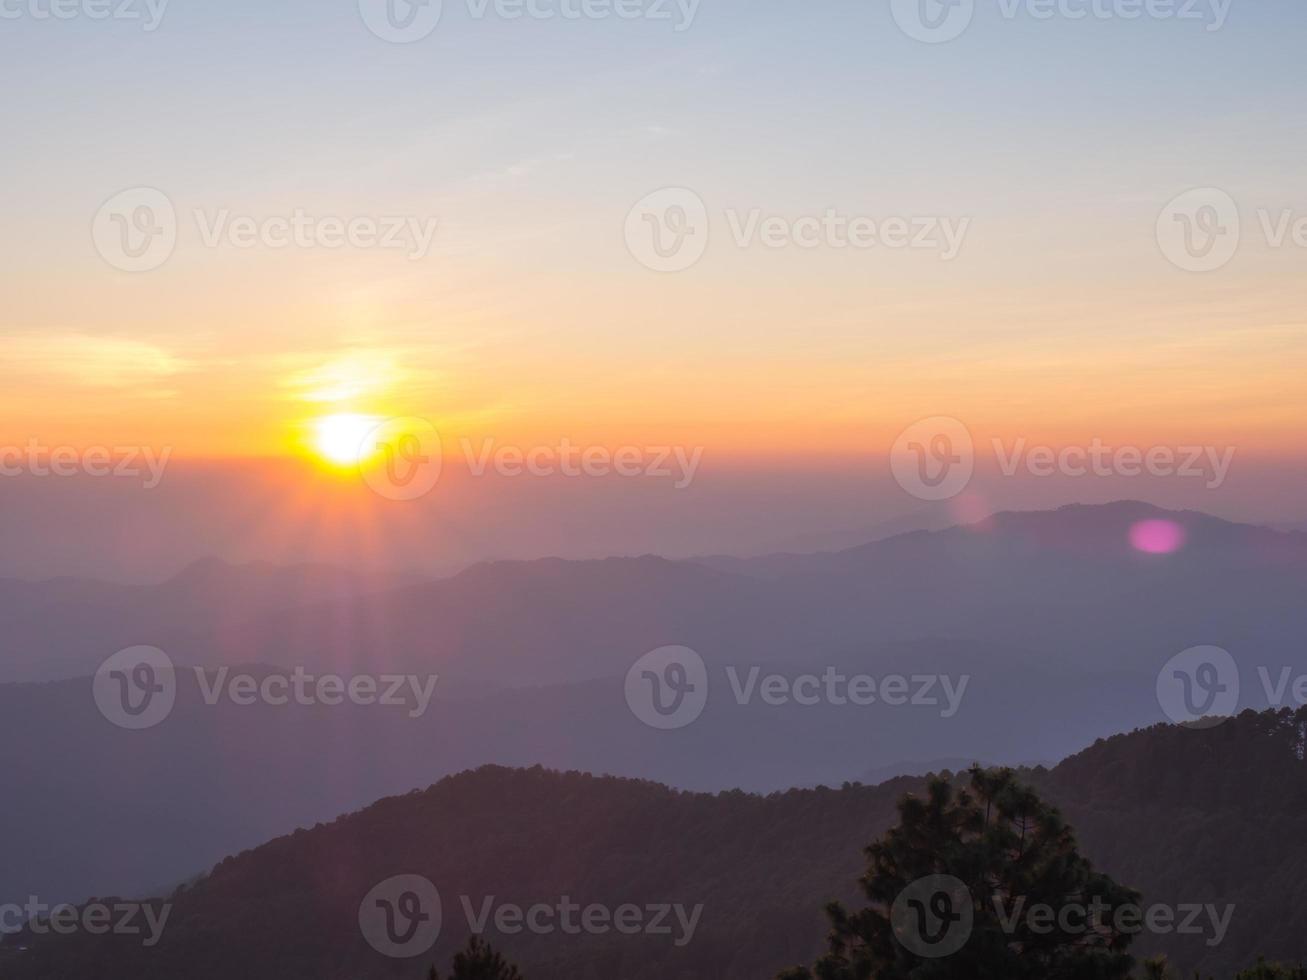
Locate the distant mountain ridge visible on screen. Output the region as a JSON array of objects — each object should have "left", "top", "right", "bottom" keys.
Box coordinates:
[
  {"left": 4, "top": 501, "right": 1306, "bottom": 918},
  {"left": 4, "top": 500, "right": 1304, "bottom": 685},
  {"left": 145, "top": 500, "right": 1307, "bottom": 687},
  {"left": 0, "top": 558, "right": 423, "bottom": 682}
]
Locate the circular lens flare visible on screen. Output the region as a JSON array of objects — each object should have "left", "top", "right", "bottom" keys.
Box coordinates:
[{"left": 1129, "top": 519, "right": 1187, "bottom": 555}]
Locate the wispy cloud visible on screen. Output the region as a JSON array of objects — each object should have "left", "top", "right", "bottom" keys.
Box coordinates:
[
  {"left": 1, "top": 333, "right": 190, "bottom": 389},
  {"left": 275, "top": 345, "right": 457, "bottom": 406}
]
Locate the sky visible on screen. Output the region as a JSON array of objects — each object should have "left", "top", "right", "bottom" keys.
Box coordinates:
[{"left": 1, "top": 0, "right": 1305, "bottom": 577}]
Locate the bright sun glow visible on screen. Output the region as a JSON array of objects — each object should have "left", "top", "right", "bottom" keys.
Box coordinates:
[{"left": 313, "top": 413, "right": 382, "bottom": 465}]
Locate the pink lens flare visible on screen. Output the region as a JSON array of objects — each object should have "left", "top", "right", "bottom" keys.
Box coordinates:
[{"left": 1129, "top": 519, "right": 1187, "bottom": 555}]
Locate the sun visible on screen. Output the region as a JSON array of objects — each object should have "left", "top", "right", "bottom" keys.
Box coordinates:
[{"left": 313, "top": 413, "right": 383, "bottom": 466}]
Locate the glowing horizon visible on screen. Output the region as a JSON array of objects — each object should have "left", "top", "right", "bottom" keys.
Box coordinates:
[{"left": 2, "top": 1, "right": 1305, "bottom": 470}]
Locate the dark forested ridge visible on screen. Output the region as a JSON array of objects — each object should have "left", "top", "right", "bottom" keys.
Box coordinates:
[
  {"left": 4, "top": 708, "right": 1305, "bottom": 979},
  {"left": 1034, "top": 707, "right": 1307, "bottom": 977}
]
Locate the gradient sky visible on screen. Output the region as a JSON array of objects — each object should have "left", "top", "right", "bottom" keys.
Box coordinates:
[{"left": 3, "top": 0, "right": 1306, "bottom": 464}]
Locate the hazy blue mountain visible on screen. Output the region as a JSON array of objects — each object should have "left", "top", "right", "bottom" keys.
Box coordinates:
[
  {"left": 0, "top": 559, "right": 422, "bottom": 683},
  {"left": 3, "top": 502, "right": 1304, "bottom": 916}
]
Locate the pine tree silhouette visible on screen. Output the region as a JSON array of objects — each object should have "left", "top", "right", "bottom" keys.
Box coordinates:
[
  {"left": 429, "top": 936, "right": 524, "bottom": 980},
  {"left": 779, "top": 766, "right": 1139, "bottom": 979}
]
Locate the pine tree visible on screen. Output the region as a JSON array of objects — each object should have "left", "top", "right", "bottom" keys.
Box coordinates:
[
  {"left": 779, "top": 766, "right": 1140, "bottom": 979},
  {"left": 429, "top": 936, "right": 524, "bottom": 980}
]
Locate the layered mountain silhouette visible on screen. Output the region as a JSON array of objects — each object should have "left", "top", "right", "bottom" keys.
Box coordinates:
[
  {"left": 5, "top": 501, "right": 1305, "bottom": 687},
  {"left": 4, "top": 709, "right": 1305, "bottom": 979},
  {"left": 0, "top": 559, "right": 418, "bottom": 683},
  {"left": 3, "top": 502, "right": 1305, "bottom": 924}
]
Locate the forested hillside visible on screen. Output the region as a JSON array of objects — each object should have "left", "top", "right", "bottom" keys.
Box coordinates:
[{"left": 5, "top": 709, "right": 1304, "bottom": 979}]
